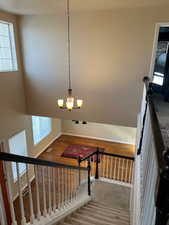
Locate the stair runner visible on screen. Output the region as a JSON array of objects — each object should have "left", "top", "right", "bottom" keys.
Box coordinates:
[{"left": 58, "top": 201, "right": 130, "bottom": 225}]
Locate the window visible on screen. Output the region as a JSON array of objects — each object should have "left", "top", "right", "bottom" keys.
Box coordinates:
[
  {"left": 32, "top": 116, "right": 52, "bottom": 145},
  {"left": 0, "top": 21, "right": 18, "bottom": 72},
  {"left": 8, "top": 130, "right": 27, "bottom": 180}
]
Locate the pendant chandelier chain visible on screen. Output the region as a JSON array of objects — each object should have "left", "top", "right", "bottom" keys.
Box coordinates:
[
  {"left": 57, "top": 0, "right": 83, "bottom": 110},
  {"left": 67, "top": 0, "right": 71, "bottom": 91}
]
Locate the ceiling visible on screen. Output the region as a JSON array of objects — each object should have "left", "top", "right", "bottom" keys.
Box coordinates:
[{"left": 1, "top": 0, "right": 169, "bottom": 15}]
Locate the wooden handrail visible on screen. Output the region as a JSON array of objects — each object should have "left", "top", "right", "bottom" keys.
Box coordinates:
[
  {"left": 100, "top": 151, "right": 134, "bottom": 160},
  {"left": 0, "top": 152, "right": 88, "bottom": 171},
  {"left": 79, "top": 150, "right": 134, "bottom": 162}
]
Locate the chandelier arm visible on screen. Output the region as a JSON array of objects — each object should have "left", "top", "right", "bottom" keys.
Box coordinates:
[{"left": 67, "top": 0, "right": 71, "bottom": 91}]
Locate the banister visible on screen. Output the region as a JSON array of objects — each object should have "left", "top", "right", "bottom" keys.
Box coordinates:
[
  {"left": 79, "top": 151, "right": 98, "bottom": 162},
  {"left": 143, "top": 76, "right": 166, "bottom": 170},
  {"left": 79, "top": 149, "right": 134, "bottom": 162},
  {"left": 0, "top": 152, "right": 88, "bottom": 171},
  {"left": 99, "top": 152, "right": 135, "bottom": 160}
]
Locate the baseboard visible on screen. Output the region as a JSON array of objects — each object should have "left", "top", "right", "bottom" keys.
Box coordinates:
[
  {"left": 62, "top": 132, "right": 134, "bottom": 145},
  {"left": 34, "top": 132, "right": 62, "bottom": 158},
  {"left": 99, "top": 177, "right": 132, "bottom": 188}
]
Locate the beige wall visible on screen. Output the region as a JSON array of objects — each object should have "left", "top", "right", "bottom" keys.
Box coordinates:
[
  {"left": 0, "top": 11, "right": 62, "bottom": 197},
  {"left": 0, "top": 11, "right": 61, "bottom": 158},
  {"left": 62, "top": 120, "right": 136, "bottom": 145},
  {"left": 19, "top": 6, "right": 169, "bottom": 127}
]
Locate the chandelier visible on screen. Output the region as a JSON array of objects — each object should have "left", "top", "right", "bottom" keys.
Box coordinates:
[{"left": 57, "top": 0, "right": 83, "bottom": 111}]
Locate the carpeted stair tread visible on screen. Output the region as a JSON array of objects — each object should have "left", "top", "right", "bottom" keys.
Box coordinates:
[
  {"left": 85, "top": 203, "right": 129, "bottom": 218},
  {"left": 89, "top": 201, "right": 129, "bottom": 214},
  {"left": 69, "top": 217, "right": 95, "bottom": 225},
  {"left": 74, "top": 211, "right": 129, "bottom": 225},
  {"left": 77, "top": 207, "right": 129, "bottom": 223},
  {"left": 59, "top": 201, "right": 130, "bottom": 225}
]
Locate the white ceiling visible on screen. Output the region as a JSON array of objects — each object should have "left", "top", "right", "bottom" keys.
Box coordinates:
[{"left": 1, "top": 0, "right": 169, "bottom": 15}]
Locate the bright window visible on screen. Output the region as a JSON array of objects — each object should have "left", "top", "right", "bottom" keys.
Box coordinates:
[
  {"left": 32, "top": 116, "right": 52, "bottom": 145},
  {"left": 8, "top": 130, "right": 27, "bottom": 180},
  {"left": 0, "top": 21, "right": 18, "bottom": 72}
]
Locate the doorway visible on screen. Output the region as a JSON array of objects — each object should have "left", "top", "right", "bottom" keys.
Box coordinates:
[{"left": 150, "top": 24, "right": 169, "bottom": 102}]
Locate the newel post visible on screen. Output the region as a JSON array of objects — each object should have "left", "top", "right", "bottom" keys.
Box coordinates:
[
  {"left": 95, "top": 147, "right": 99, "bottom": 179},
  {"left": 87, "top": 159, "right": 91, "bottom": 196}
]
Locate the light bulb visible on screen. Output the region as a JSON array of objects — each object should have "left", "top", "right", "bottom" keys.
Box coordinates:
[
  {"left": 77, "top": 99, "right": 83, "bottom": 108},
  {"left": 66, "top": 97, "right": 74, "bottom": 110},
  {"left": 58, "top": 99, "right": 64, "bottom": 107}
]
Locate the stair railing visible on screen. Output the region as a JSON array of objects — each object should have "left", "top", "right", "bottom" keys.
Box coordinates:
[
  {"left": 133, "top": 77, "right": 169, "bottom": 225},
  {"left": 0, "top": 149, "right": 89, "bottom": 225},
  {"left": 78, "top": 148, "right": 135, "bottom": 185}
]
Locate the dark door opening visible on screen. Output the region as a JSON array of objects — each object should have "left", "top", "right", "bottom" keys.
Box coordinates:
[{"left": 152, "top": 27, "right": 169, "bottom": 101}]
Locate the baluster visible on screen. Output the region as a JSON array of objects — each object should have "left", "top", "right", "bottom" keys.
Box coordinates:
[
  {"left": 70, "top": 169, "right": 73, "bottom": 202},
  {"left": 42, "top": 167, "right": 47, "bottom": 216},
  {"left": 119, "top": 158, "right": 121, "bottom": 181},
  {"left": 113, "top": 157, "right": 117, "bottom": 180},
  {"left": 92, "top": 157, "right": 94, "bottom": 177},
  {"left": 63, "top": 168, "right": 66, "bottom": 207},
  {"left": 26, "top": 164, "right": 35, "bottom": 224},
  {"left": 34, "top": 165, "right": 41, "bottom": 220},
  {"left": 110, "top": 157, "right": 113, "bottom": 179},
  {"left": 72, "top": 169, "right": 75, "bottom": 201},
  {"left": 128, "top": 160, "right": 133, "bottom": 183},
  {"left": 100, "top": 154, "right": 103, "bottom": 177},
  {"left": 108, "top": 156, "right": 111, "bottom": 179},
  {"left": 105, "top": 155, "right": 108, "bottom": 178},
  {"left": 125, "top": 159, "right": 129, "bottom": 182},
  {"left": 48, "top": 167, "right": 52, "bottom": 214},
  {"left": 57, "top": 168, "right": 61, "bottom": 209},
  {"left": 66, "top": 168, "right": 69, "bottom": 204},
  {"left": 52, "top": 168, "right": 56, "bottom": 212},
  {"left": 4, "top": 162, "right": 17, "bottom": 225},
  {"left": 75, "top": 169, "right": 78, "bottom": 200},
  {"left": 66, "top": 168, "right": 69, "bottom": 205},
  {"left": 117, "top": 158, "right": 120, "bottom": 181},
  {"left": 59, "top": 168, "right": 62, "bottom": 208},
  {"left": 16, "top": 162, "right": 26, "bottom": 225},
  {"left": 121, "top": 159, "right": 125, "bottom": 182}
]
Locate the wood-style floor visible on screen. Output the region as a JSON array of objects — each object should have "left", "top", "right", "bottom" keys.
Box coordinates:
[{"left": 38, "top": 135, "right": 135, "bottom": 165}]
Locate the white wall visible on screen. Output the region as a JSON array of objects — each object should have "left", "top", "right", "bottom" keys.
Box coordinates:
[
  {"left": 19, "top": 6, "right": 169, "bottom": 127},
  {"left": 62, "top": 120, "right": 136, "bottom": 145}
]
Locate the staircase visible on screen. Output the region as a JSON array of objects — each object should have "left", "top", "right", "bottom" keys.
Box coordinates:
[{"left": 60, "top": 201, "right": 130, "bottom": 225}]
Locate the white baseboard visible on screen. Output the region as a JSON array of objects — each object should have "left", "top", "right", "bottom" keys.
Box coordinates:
[
  {"left": 62, "top": 132, "right": 134, "bottom": 145},
  {"left": 99, "top": 177, "right": 132, "bottom": 188},
  {"left": 34, "top": 132, "right": 62, "bottom": 158}
]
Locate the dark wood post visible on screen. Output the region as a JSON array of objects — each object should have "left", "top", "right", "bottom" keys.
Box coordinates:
[
  {"left": 78, "top": 156, "right": 81, "bottom": 185},
  {"left": 87, "top": 159, "right": 91, "bottom": 196},
  {"left": 95, "top": 147, "right": 99, "bottom": 179}
]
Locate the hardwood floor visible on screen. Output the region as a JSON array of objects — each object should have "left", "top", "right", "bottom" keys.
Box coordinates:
[{"left": 38, "top": 135, "right": 135, "bottom": 165}]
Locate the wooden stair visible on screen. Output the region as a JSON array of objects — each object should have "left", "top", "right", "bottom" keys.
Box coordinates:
[{"left": 59, "top": 201, "right": 130, "bottom": 225}]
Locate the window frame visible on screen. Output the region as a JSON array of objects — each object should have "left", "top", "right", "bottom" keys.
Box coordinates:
[
  {"left": 32, "top": 116, "right": 52, "bottom": 146},
  {"left": 8, "top": 130, "right": 28, "bottom": 181},
  {"left": 0, "top": 20, "right": 18, "bottom": 73}
]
